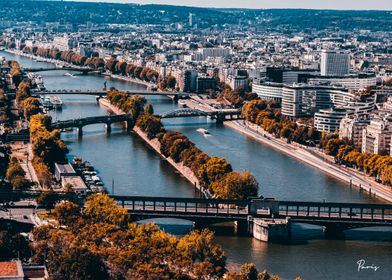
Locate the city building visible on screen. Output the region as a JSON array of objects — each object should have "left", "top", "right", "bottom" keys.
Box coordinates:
[
  {"left": 339, "top": 115, "right": 370, "bottom": 148},
  {"left": 320, "top": 50, "right": 350, "bottom": 76},
  {"left": 252, "top": 81, "right": 283, "bottom": 102},
  {"left": 281, "top": 84, "right": 354, "bottom": 118},
  {"left": 314, "top": 107, "right": 348, "bottom": 133},
  {"left": 183, "top": 70, "right": 198, "bottom": 92},
  {"left": 196, "top": 76, "right": 217, "bottom": 94},
  {"left": 308, "top": 74, "right": 377, "bottom": 91},
  {"left": 362, "top": 116, "right": 392, "bottom": 155},
  {"left": 52, "top": 35, "right": 75, "bottom": 51},
  {"left": 54, "top": 162, "right": 77, "bottom": 182}
]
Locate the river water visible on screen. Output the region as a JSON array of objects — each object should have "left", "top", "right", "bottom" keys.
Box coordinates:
[{"left": 2, "top": 51, "right": 391, "bottom": 280}]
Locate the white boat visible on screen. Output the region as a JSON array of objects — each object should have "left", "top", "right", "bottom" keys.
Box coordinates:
[
  {"left": 64, "top": 72, "right": 75, "bottom": 77},
  {"left": 50, "top": 95, "right": 63, "bottom": 109},
  {"left": 197, "top": 128, "right": 210, "bottom": 135}
]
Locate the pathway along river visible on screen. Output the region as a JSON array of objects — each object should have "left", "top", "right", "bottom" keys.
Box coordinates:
[{"left": 2, "top": 51, "right": 391, "bottom": 280}]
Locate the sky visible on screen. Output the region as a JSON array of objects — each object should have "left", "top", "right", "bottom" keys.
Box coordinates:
[{"left": 64, "top": 0, "right": 392, "bottom": 10}]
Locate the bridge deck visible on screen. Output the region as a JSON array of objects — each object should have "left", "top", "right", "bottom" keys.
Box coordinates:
[{"left": 115, "top": 196, "right": 392, "bottom": 225}]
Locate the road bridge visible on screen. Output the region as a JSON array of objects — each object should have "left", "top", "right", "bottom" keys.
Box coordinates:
[
  {"left": 160, "top": 108, "right": 243, "bottom": 123},
  {"left": 34, "top": 89, "right": 190, "bottom": 100},
  {"left": 113, "top": 196, "right": 392, "bottom": 242},
  {"left": 23, "top": 67, "right": 96, "bottom": 75},
  {"left": 51, "top": 114, "right": 133, "bottom": 136}
]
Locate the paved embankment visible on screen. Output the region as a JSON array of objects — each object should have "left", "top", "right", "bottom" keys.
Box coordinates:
[{"left": 225, "top": 120, "right": 392, "bottom": 203}]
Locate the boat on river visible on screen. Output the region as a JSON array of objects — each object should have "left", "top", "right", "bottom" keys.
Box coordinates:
[{"left": 197, "top": 128, "right": 210, "bottom": 135}]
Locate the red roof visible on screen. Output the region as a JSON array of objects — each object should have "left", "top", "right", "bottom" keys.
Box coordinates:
[{"left": 0, "top": 261, "right": 18, "bottom": 276}]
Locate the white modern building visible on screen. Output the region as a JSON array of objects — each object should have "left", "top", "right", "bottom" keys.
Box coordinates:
[
  {"left": 362, "top": 116, "right": 392, "bottom": 155},
  {"left": 320, "top": 50, "right": 350, "bottom": 76},
  {"left": 314, "top": 108, "right": 348, "bottom": 133},
  {"left": 281, "top": 84, "right": 354, "bottom": 118},
  {"left": 252, "top": 81, "right": 283, "bottom": 102},
  {"left": 308, "top": 74, "right": 377, "bottom": 91}
]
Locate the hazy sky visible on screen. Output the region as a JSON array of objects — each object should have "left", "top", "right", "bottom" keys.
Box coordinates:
[{"left": 65, "top": 0, "right": 392, "bottom": 10}]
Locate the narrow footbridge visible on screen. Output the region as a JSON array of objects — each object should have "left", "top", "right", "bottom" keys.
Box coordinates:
[
  {"left": 113, "top": 196, "right": 392, "bottom": 230},
  {"left": 51, "top": 114, "right": 133, "bottom": 135}
]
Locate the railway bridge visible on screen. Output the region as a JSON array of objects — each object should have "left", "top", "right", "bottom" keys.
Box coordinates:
[{"left": 113, "top": 196, "right": 392, "bottom": 242}]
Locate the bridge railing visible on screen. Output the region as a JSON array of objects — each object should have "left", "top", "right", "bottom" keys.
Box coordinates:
[
  {"left": 112, "top": 196, "right": 249, "bottom": 216},
  {"left": 278, "top": 201, "right": 392, "bottom": 221}
]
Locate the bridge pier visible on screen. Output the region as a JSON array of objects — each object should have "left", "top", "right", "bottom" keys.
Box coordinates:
[
  {"left": 216, "top": 114, "right": 225, "bottom": 124},
  {"left": 234, "top": 220, "right": 252, "bottom": 236},
  {"left": 106, "top": 123, "right": 112, "bottom": 134},
  {"left": 77, "top": 127, "right": 83, "bottom": 137},
  {"left": 323, "top": 224, "right": 346, "bottom": 240},
  {"left": 125, "top": 119, "right": 134, "bottom": 132},
  {"left": 252, "top": 218, "right": 291, "bottom": 243}
]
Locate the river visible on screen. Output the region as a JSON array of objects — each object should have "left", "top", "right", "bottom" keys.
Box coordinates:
[{"left": 2, "top": 51, "right": 391, "bottom": 280}]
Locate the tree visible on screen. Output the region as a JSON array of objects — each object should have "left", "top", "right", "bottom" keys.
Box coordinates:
[
  {"left": 36, "top": 191, "right": 59, "bottom": 211},
  {"left": 211, "top": 171, "right": 258, "bottom": 200},
  {"left": 145, "top": 103, "right": 154, "bottom": 115},
  {"left": 83, "top": 194, "right": 127, "bottom": 227},
  {"left": 240, "top": 263, "right": 259, "bottom": 280},
  {"left": 166, "top": 75, "right": 177, "bottom": 89},
  {"left": 49, "top": 246, "right": 109, "bottom": 280},
  {"left": 53, "top": 201, "right": 81, "bottom": 227},
  {"left": 198, "top": 157, "right": 232, "bottom": 188},
  {"left": 21, "top": 97, "right": 41, "bottom": 118},
  {"left": 177, "top": 229, "right": 226, "bottom": 278},
  {"left": 0, "top": 231, "right": 30, "bottom": 261}
]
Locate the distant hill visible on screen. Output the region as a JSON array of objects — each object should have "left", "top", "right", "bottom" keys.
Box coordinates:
[{"left": 0, "top": 0, "right": 391, "bottom": 32}]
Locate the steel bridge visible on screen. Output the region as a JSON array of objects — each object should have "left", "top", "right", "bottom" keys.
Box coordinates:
[
  {"left": 34, "top": 89, "right": 190, "bottom": 99},
  {"left": 113, "top": 196, "right": 392, "bottom": 231},
  {"left": 159, "top": 108, "right": 243, "bottom": 123},
  {"left": 50, "top": 114, "right": 133, "bottom": 136},
  {"left": 24, "top": 67, "right": 96, "bottom": 74}
]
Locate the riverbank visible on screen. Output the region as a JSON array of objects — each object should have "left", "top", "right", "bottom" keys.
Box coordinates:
[
  {"left": 98, "top": 98, "right": 206, "bottom": 195},
  {"left": 225, "top": 120, "right": 392, "bottom": 203},
  {"left": 5, "top": 49, "right": 158, "bottom": 89}
]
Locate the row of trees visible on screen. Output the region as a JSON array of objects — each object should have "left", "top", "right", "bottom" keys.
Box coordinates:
[
  {"left": 31, "top": 194, "right": 228, "bottom": 279},
  {"left": 15, "top": 80, "right": 42, "bottom": 119},
  {"left": 107, "top": 88, "right": 258, "bottom": 199},
  {"left": 22, "top": 46, "right": 178, "bottom": 90},
  {"left": 134, "top": 106, "right": 259, "bottom": 200},
  {"left": 242, "top": 100, "right": 320, "bottom": 145},
  {"left": 23, "top": 46, "right": 105, "bottom": 68},
  {"left": 30, "top": 114, "right": 68, "bottom": 187},
  {"left": 322, "top": 135, "right": 392, "bottom": 185}
]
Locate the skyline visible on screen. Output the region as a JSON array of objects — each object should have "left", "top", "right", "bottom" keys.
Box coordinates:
[{"left": 64, "top": 0, "right": 392, "bottom": 10}]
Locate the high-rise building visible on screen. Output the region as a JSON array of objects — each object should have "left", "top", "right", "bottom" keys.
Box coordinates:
[
  {"left": 320, "top": 50, "right": 350, "bottom": 76},
  {"left": 189, "top": 13, "right": 193, "bottom": 27}
]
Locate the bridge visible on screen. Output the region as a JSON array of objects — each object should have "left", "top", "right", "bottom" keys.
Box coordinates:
[
  {"left": 160, "top": 108, "right": 243, "bottom": 123},
  {"left": 51, "top": 114, "right": 133, "bottom": 136},
  {"left": 24, "top": 67, "right": 96, "bottom": 75},
  {"left": 34, "top": 89, "right": 190, "bottom": 100},
  {"left": 113, "top": 196, "right": 392, "bottom": 242}
]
